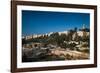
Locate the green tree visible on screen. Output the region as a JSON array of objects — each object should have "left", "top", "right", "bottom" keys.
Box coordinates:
[{"left": 68, "top": 29, "right": 75, "bottom": 41}]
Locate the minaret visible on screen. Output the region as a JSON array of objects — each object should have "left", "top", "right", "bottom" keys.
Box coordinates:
[
  {"left": 83, "top": 24, "right": 85, "bottom": 29},
  {"left": 82, "top": 24, "right": 87, "bottom": 37}
]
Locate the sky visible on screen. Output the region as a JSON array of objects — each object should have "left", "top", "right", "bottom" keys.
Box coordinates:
[{"left": 22, "top": 10, "right": 90, "bottom": 36}]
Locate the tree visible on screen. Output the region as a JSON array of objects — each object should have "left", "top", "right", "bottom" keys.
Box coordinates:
[
  {"left": 22, "top": 38, "right": 26, "bottom": 45},
  {"left": 50, "top": 32, "right": 59, "bottom": 38},
  {"left": 34, "top": 44, "right": 37, "bottom": 47},
  {"left": 49, "top": 32, "right": 60, "bottom": 45},
  {"left": 74, "top": 27, "right": 77, "bottom": 32},
  {"left": 68, "top": 29, "right": 75, "bottom": 41},
  {"left": 60, "top": 34, "right": 67, "bottom": 41},
  {"left": 69, "top": 43, "right": 76, "bottom": 50}
]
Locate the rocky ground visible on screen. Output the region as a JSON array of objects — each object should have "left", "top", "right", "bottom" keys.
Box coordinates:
[{"left": 49, "top": 48, "right": 89, "bottom": 60}]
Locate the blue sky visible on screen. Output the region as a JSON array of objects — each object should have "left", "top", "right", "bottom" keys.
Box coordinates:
[{"left": 22, "top": 10, "right": 90, "bottom": 36}]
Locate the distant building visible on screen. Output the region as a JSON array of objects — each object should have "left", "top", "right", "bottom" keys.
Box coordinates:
[
  {"left": 78, "top": 24, "right": 90, "bottom": 37},
  {"left": 25, "top": 35, "right": 33, "bottom": 40},
  {"left": 48, "top": 32, "right": 53, "bottom": 36},
  {"left": 22, "top": 24, "right": 90, "bottom": 40},
  {"left": 72, "top": 24, "right": 89, "bottom": 40},
  {"left": 32, "top": 34, "right": 38, "bottom": 38},
  {"left": 58, "top": 31, "right": 68, "bottom": 35}
]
